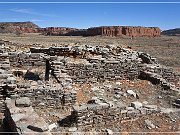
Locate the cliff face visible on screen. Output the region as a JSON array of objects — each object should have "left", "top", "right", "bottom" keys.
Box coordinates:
[
  {"left": 122, "top": 27, "right": 161, "bottom": 37},
  {"left": 41, "top": 27, "right": 79, "bottom": 36},
  {"left": 0, "top": 21, "right": 161, "bottom": 37},
  {"left": 0, "top": 22, "right": 39, "bottom": 33},
  {"left": 87, "top": 26, "right": 161, "bottom": 37},
  {"left": 42, "top": 26, "right": 161, "bottom": 37}
]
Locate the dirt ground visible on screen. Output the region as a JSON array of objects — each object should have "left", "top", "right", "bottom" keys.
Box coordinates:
[{"left": 0, "top": 33, "right": 180, "bottom": 72}]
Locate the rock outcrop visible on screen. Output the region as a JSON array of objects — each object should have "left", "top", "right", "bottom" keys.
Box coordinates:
[
  {"left": 41, "top": 26, "right": 161, "bottom": 37},
  {"left": 0, "top": 22, "right": 39, "bottom": 34},
  {"left": 41, "top": 27, "right": 79, "bottom": 36},
  {"left": 87, "top": 26, "right": 161, "bottom": 37},
  {"left": 0, "top": 21, "right": 161, "bottom": 37}
]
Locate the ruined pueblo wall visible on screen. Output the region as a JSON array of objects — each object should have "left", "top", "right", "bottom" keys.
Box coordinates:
[
  {"left": 8, "top": 52, "right": 46, "bottom": 67},
  {"left": 16, "top": 86, "right": 77, "bottom": 108},
  {"left": 30, "top": 46, "right": 179, "bottom": 84},
  {"left": 70, "top": 104, "right": 161, "bottom": 128}
]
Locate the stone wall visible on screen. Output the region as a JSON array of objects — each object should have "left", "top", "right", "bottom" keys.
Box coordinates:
[
  {"left": 140, "top": 64, "right": 179, "bottom": 83},
  {"left": 64, "top": 57, "right": 140, "bottom": 82},
  {"left": 66, "top": 103, "right": 161, "bottom": 128},
  {"left": 0, "top": 49, "right": 17, "bottom": 113},
  {"left": 9, "top": 52, "right": 46, "bottom": 67},
  {"left": 29, "top": 45, "right": 179, "bottom": 84},
  {"left": 16, "top": 85, "right": 77, "bottom": 108}
]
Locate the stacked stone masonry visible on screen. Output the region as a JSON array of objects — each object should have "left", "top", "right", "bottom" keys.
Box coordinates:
[
  {"left": 70, "top": 103, "right": 161, "bottom": 128},
  {"left": 16, "top": 85, "right": 77, "bottom": 108},
  {"left": 30, "top": 45, "right": 179, "bottom": 84},
  {"left": 9, "top": 52, "right": 46, "bottom": 67},
  {"left": 0, "top": 41, "right": 52, "bottom": 134},
  {"left": 0, "top": 47, "right": 17, "bottom": 113}
]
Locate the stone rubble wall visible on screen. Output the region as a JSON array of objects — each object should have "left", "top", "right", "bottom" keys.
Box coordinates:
[
  {"left": 16, "top": 86, "right": 77, "bottom": 108},
  {"left": 0, "top": 49, "right": 17, "bottom": 113},
  {"left": 1, "top": 42, "right": 179, "bottom": 110},
  {"left": 64, "top": 59, "right": 140, "bottom": 82},
  {"left": 9, "top": 52, "right": 46, "bottom": 67},
  {"left": 29, "top": 45, "right": 179, "bottom": 84},
  {"left": 0, "top": 41, "right": 53, "bottom": 134},
  {"left": 70, "top": 103, "right": 161, "bottom": 127},
  {"left": 30, "top": 45, "right": 142, "bottom": 82},
  {"left": 140, "top": 68, "right": 180, "bottom": 105},
  {"left": 140, "top": 64, "right": 179, "bottom": 83}
]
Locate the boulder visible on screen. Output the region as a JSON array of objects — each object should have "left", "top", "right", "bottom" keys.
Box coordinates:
[
  {"left": 145, "top": 119, "right": 155, "bottom": 129},
  {"left": 15, "top": 97, "right": 31, "bottom": 107},
  {"left": 27, "top": 117, "right": 49, "bottom": 132},
  {"left": 68, "top": 127, "right": 77, "bottom": 132},
  {"left": 131, "top": 101, "right": 142, "bottom": 109}
]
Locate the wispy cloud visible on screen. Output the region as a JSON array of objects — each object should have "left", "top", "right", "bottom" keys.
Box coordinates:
[{"left": 10, "top": 8, "right": 57, "bottom": 17}]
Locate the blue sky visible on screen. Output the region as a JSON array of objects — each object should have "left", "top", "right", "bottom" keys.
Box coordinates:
[{"left": 0, "top": 0, "right": 180, "bottom": 30}]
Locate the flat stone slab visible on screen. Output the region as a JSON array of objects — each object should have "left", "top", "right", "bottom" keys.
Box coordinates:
[
  {"left": 131, "top": 101, "right": 142, "bottom": 109},
  {"left": 15, "top": 97, "right": 31, "bottom": 107}
]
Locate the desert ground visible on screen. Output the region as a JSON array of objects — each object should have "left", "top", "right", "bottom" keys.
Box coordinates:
[{"left": 0, "top": 33, "right": 179, "bottom": 72}]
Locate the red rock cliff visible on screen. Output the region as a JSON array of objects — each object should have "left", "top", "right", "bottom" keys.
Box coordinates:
[
  {"left": 41, "top": 27, "right": 79, "bottom": 36},
  {"left": 87, "top": 26, "right": 161, "bottom": 37},
  {"left": 0, "top": 22, "right": 39, "bottom": 33}
]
